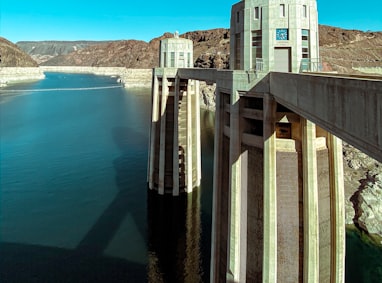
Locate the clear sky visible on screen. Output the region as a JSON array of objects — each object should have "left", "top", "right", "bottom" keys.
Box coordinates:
[{"left": 1, "top": 0, "right": 381, "bottom": 43}]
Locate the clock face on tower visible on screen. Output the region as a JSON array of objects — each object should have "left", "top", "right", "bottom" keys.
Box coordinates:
[{"left": 276, "top": 28, "right": 288, "bottom": 40}]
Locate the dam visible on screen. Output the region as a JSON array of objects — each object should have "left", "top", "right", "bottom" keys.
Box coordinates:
[{"left": 147, "top": 0, "right": 382, "bottom": 282}]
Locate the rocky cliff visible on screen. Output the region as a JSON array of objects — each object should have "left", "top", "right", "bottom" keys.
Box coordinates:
[
  {"left": 0, "top": 37, "right": 45, "bottom": 86},
  {"left": 40, "top": 29, "right": 231, "bottom": 68},
  {"left": 40, "top": 34, "right": 176, "bottom": 67},
  {"left": 350, "top": 173, "right": 382, "bottom": 239},
  {"left": 38, "top": 26, "right": 381, "bottom": 74},
  {"left": 319, "top": 25, "right": 382, "bottom": 74},
  {"left": 17, "top": 40, "right": 113, "bottom": 64},
  {"left": 0, "top": 37, "right": 39, "bottom": 67}
]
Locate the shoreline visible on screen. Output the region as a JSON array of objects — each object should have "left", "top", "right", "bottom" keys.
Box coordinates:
[
  {"left": 40, "top": 66, "right": 153, "bottom": 88},
  {"left": 346, "top": 224, "right": 382, "bottom": 247},
  {"left": 0, "top": 67, "right": 45, "bottom": 87},
  {"left": 0, "top": 66, "right": 153, "bottom": 88}
]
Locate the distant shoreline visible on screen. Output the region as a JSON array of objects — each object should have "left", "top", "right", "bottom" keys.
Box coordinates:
[
  {"left": 0, "top": 66, "right": 153, "bottom": 88},
  {"left": 40, "top": 66, "right": 152, "bottom": 88},
  {"left": 0, "top": 67, "right": 45, "bottom": 87}
]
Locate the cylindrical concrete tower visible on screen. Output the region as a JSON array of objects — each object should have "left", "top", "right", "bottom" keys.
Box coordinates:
[
  {"left": 230, "top": 0, "right": 319, "bottom": 73},
  {"left": 148, "top": 34, "right": 201, "bottom": 196},
  {"left": 159, "top": 32, "right": 194, "bottom": 68},
  {"left": 211, "top": 1, "right": 345, "bottom": 283}
]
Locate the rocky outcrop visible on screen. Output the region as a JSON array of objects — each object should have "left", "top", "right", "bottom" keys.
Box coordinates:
[
  {"left": 16, "top": 41, "right": 112, "bottom": 64},
  {"left": 184, "top": 28, "right": 230, "bottom": 69},
  {"left": 200, "top": 82, "right": 216, "bottom": 111},
  {"left": 350, "top": 174, "right": 382, "bottom": 238},
  {"left": 343, "top": 142, "right": 382, "bottom": 239},
  {"left": 319, "top": 25, "right": 382, "bottom": 74},
  {"left": 0, "top": 37, "right": 45, "bottom": 86},
  {"left": 41, "top": 39, "right": 167, "bottom": 68},
  {"left": 195, "top": 53, "right": 229, "bottom": 69},
  {"left": 0, "top": 37, "right": 38, "bottom": 67},
  {"left": 40, "top": 29, "right": 232, "bottom": 69}
]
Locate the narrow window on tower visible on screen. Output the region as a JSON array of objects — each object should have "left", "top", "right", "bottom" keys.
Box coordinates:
[
  {"left": 170, "top": 52, "right": 175, "bottom": 67},
  {"left": 254, "top": 7, "right": 260, "bottom": 20},
  {"left": 303, "top": 5, "right": 307, "bottom": 18},
  {"left": 237, "top": 11, "right": 240, "bottom": 23},
  {"left": 280, "top": 4, "right": 285, "bottom": 17},
  {"left": 187, "top": 53, "right": 191, "bottom": 67},
  {"left": 252, "top": 31, "right": 262, "bottom": 70},
  {"left": 235, "top": 33, "right": 241, "bottom": 69},
  {"left": 301, "top": 29, "right": 310, "bottom": 58}
]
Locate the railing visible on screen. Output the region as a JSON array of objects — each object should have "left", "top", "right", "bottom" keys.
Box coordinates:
[
  {"left": 255, "top": 58, "right": 264, "bottom": 72},
  {"left": 299, "top": 58, "right": 322, "bottom": 73}
]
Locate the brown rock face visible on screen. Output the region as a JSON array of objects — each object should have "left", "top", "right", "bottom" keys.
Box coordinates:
[
  {"left": 319, "top": 25, "right": 382, "bottom": 73},
  {"left": 41, "top": 29, "right": 231, "bottom": 68},
  {"left": 0, "top": 37, "right": 38, "bottom": 67},
  {"left": 39, "top": 25, "right": 381, "bottom": 74}
]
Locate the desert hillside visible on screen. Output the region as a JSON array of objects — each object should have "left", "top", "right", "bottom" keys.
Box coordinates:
[
  {"left": 31, "top": 25, "right": 381, "bottom": 73},
  {"left": 319, "top": 25, "right": 382, "bottom": 73},
  {"left": 38, "top": 29, "right": 230, "bottom": 68},
  {"left": 16, "top": 41, "right": 114, "bottom": 64},
  {"left": 0, "top": 37, "right": 39, "bottom": 67}
]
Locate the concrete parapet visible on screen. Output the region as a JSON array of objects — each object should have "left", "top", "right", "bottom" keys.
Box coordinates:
[{"left": 268, "top": 72, "right": 382, "bottom": 163}]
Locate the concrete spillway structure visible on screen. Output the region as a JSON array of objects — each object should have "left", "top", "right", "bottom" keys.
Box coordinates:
[
  {"left": 210, "top": 1, "right": 345, "bottom": 282},
  {"left": 147, "top": 34, "right": 201, "bottom": 196}
]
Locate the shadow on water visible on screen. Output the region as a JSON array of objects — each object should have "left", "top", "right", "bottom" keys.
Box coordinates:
[
  {"left": 147, "top": 189, "right": 204, "bottom": 283},
  {"left": 145, "top": 110, "right": 215, "bottom": 283},
  {"left": 0, "top": 80, "right": 215, "bottom": 283},
  {"left": 0, "top": 126, "right": 149, "bottom": 283},
  {"left": 0, "top": 242, "right": 146, "bottom": 282},
  {"left": 77, "top": 126, "right": 149, "bottom": 258}
]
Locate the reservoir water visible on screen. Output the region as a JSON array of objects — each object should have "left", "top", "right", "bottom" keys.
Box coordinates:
[
  {"left": 0, "top": 73, "right": 213, "bottom": 282},
  {"left": 0, "top": 73, "right": 381, "bottom": 282}
]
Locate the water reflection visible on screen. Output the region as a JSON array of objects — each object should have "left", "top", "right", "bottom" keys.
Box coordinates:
[{"left": 147, "top": 188, "right": 203, "bottom": 283}]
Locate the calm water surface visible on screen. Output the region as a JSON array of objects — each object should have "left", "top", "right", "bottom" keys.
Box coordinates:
[
  {"left": 0, "top": 73, "right": 380, "bottom": 282},
  {"left": 0, "top": 73, "right": 214, "bottom": 282}
]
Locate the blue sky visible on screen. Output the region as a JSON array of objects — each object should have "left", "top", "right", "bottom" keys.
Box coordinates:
[{"left": 1, "top": 0, "right": 381, "bottom": 43}]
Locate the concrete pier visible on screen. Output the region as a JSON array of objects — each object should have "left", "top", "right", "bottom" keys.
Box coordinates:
[
  {"left": 147, "top": 68, "right": 201, "bottom": 195},
  {"left": 210, "top": 86, "right": 346, "bottom": 282}
]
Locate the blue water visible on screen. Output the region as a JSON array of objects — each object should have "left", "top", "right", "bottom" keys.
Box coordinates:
[
  {"left": 1, "top": 73, "right": 381, "bottom": 282},
  {"left": 0, "top": 73, "right": 214, "bottom": 282}
]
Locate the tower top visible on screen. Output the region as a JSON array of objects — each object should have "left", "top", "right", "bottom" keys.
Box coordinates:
[{"left": 230, "top": 0, "right": 319, "bottom": 72}]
